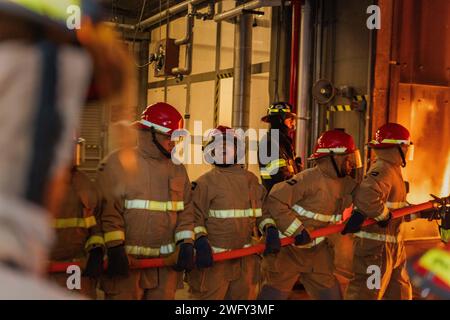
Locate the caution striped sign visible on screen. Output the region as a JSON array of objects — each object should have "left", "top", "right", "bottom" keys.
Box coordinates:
[
  {"left": 329, "top": 95, "right": 367, "bottom": 112},
  {"left": 217, "top": 72, "right": 233, "bottom": 80},
  {"left": 214, "top": 72, "right": 234, "bottom": 127},
  {"left": 330, "top": 105, "right": 353, "bottom": 112}
]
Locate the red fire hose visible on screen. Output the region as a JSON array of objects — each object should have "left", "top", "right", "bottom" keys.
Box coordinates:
[{"left": 48, "top": 201, "right": 435, "bottom": 273}]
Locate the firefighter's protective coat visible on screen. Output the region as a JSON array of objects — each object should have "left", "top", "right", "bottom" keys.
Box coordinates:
[
  {"left": 262, "top": 158, "right": 357, "bottom": 299},
  {"left": 49, "top": 168, "right": 102, "bottom": 298},
  {"left": 188, "top": 165, "right": 270, "bottom": 300},
  {"left": 345, "top": 148, "right": 413, "bottom": 300},
  {"left": 97, "top": 130, "right": 194, "bottom": 299}
]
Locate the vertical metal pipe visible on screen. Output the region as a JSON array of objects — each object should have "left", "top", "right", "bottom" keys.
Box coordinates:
[
  {"left": 289, "top": 0, "right": 302, "bottom": 111},
  {"left": 295, "top": 0, "right": 312, "bottom": 161},
  {"left": 232, "top": 5, "right": 253, "bottom": 130},
  {"left": 138, "top": 39, "right": 150, "bottom": 113}
]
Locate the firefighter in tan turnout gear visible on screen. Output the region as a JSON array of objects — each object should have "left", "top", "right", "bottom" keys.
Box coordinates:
[
  {"left": 343, "top": 123, "right": 415, "bottom": 300},
  {"left": 49, "top": 138, "right": 104, "bottom": 298},
  {"left": 258, "top": 129, "right": 360, "bottom": 300},
  {"left": 188, "top": 126, "right": 281, "bottom": 300},
  {"left": 97, "top": 102, "right": 195, "bottom": 300}
]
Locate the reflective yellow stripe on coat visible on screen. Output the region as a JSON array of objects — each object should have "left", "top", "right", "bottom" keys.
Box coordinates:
[
  {"left": 209, "top": 208, "right": 262, "bottom": 218},
  {"left": 126, "top": 243, "right": 175, "bottom": 257},
  {"left": 52, "top": 216, "right": 96, "bottom": 229},
  {"left": 260, "top": 159, "right": 287, "bottom": 179},
  {"left": 124, "top": 199, "right": 184, "bottom": 212},
  {"left": 292, "top": 205, "right": 342, "bottom": 223}
]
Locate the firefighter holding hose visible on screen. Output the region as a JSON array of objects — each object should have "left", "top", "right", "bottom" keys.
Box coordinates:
[
  {"left": 342, "top": 123, "right": 450, "bottom": 300},
  {"left": 258, "top": 129, "right": 360, "bottom": 300},
  {"left": 48, "top": 138, "right": 103, "bottom": 299},
  {"left": 97, "top": 103, "right": 195, "bottom": 300},
  {"left": 342, "top": 123, "right": 415, "bottom": 299},
  {"left": 187, "top": 126, "right": 281, "bottom": 300}
]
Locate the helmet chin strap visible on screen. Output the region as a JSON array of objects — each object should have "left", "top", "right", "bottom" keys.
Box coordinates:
[
  {"left": 150, "top": 127, "right": 171, "bottom": 159},
  {"left": 329, "top": 153, "right": 346, "bottom": 178},
  {"left": 397, "top": 145, "right": 407, "bottom": 168}
]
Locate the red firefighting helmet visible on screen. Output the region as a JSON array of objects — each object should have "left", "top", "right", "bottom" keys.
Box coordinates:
[
  {"left": 261, "top": 102, "right": 296, "bottom": 123},
  {"left": 204, "top": 125, "right": 240, "bottom": 148},
  {"left": 369, "top": 123, "right": 412, "bottom": 149},
  {"left": 309, "top": 129, "right": 357, "bottom": 160},
  {"left": 134, "top": 102, "right": 183, "bottom": 136}
]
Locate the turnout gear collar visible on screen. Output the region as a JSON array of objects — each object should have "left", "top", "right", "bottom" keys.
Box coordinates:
[
  {"left": 136, "top": 129, "right": 169, "bottom": 160},
  {"left": 373, "top": 148, "right": 406, "bottom": 168}
]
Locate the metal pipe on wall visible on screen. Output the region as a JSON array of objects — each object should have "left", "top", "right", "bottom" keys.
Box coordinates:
[
  {"left": 172, "top": 3, "right": 195, "bottom": 76},
  {"left": 232, "top": 5, "right": 253, "bottom": 130},
  {"left": 289, "top": 0, "right": 302, "bottom": 113},
  {"left": 138, "top": 0, "right": 207, "bottom": 30},
  {"left": 214, "top": 0, "right": 282, "bottom": 22},
  {"left": 295, "top": 0, "right": 312, "bottom": 161}
]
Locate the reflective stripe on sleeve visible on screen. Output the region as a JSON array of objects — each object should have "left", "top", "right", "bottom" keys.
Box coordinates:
[
  {"left": 52, "top": 216, "right": 97, "bottom": 229},
  {"left": 84, "top": 235, "right": 105, "bottom": 249},
  {"left": 125, "top": 243, "right": 175, "bottom": 257},
  {"left": 284, "top": 218, "right": 302, "bottom": 237},
  {"left": 194, "top": 226, "right": 208, "bottom": 235},
  {"left": 354, "top": 231, "right": 397, "bottom": 243},
  {"left": 292, "top": 205, "right": 342, "bottom": 223},
  {"left": 258, "top": 218, "right": 276, "bottom": 233},
  {"left": 104, "top": 230, "right": 125, "bottom": 243},
  {"left": 260, "top": 159, "right": 287, "bottom": 176},
  {"left": 175, "top": 230, "right": 195, "bottom": 242},
  {"left": 374, "top": 205, "right": 391, "bottom": 222}
]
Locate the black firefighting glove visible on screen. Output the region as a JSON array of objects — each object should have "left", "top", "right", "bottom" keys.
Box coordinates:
[
  {"left": 294, "top": 229, "right": 312, "bottom": 246},
  {"left": 264, "top": 226, "right": 281, "bottom": 255},
  {"left": 83, "top": 247, "right": 104, "bottom": 279},
  {"left": 174, "top": 242, "right": 195, "bottom": 272},
  {"left": 194, "top": 236, "right": 213, "bottom": 268},
  {"left": 341, "top": 210, "right": 365, "bottom": 235},
  {"left": 106, "top": 244, "right": 129, "bottom": 277},
  {"left": 377, "top": 212, "right": 392, "bottom": 228}
]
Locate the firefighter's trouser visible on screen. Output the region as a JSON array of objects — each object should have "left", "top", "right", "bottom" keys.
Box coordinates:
[
  {"left": 259, "top": 241, "right": 342, "bottom": 300},
  {"left": 345, "top": 236, "right": 412, "bottom": 300},
  {"left": 49, "top": 273, "right": 97, "bottom": 299},
  {"left": 188, "top": 255, "right": 260, "bottom": 300},
  {"left": 101, "top": 266, "right": 182, "bottom": 300}
]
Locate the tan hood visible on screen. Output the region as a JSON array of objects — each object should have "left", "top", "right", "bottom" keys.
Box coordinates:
[
  {"left": 136, "top": 129, "right": 167, "bottom": 160},
  {"left": 374, "top": 147, "right": 404, "bottom": 167},
  {"left": 315, "top": 157, "right": 340, "bottom": 179}
]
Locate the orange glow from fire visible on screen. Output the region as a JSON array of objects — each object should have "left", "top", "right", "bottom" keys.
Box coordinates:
[
  {"left": 441, "top": 153, "right": 450, "bottom": 197},
  {"left": 397, "top": 86, "right": 450, "bottom": 204}
]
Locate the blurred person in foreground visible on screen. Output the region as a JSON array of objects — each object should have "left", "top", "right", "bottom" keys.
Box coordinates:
[{"left": 0, "top": 0, "right": 135, "bottom": 299}]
